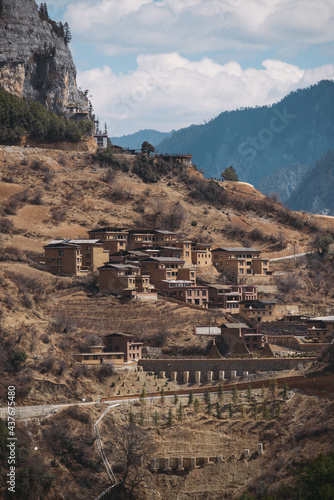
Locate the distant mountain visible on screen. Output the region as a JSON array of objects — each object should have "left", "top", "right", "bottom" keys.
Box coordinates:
[
  {"left": 287, "top": 150, "right": 334, "bottom": 215},
  {"left": 259, "top": 162, "right": 308, "bottom": 203},
  {"left": 156, "top": 80, "right": 334, "bottom": 201},
  {"left": 110, "top": 129, "right": 174, "bottom": 150}
]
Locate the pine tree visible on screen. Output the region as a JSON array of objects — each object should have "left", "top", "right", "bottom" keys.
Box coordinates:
[
  {"left": 160, "top": 387, "right": 165, "bottom": 405},
  {"left": 153, "top": 410, "right": 159, "bottom": 427},
  {"left": 283, "top": 381, "right": 289, "bottom": 400},
  {"left": 194, "top": 398, "right": 200, "bottom": 414},
  {"left": 140, "top": 410, "right": 144, "bottom": 426},
  {"left": 269, "top": 377, "right": 278, "bottom": 400},
  {"left": 140, "top": 387, "right": 146, "bottom": 405},
  {"left": 216, "top": 401, "right": 222, "bottom": 419},
  {"left": 228, "top": 403, "right": 234, "bottom": 418},
  {"left": 232, "top": 385, "right": 238, "bottom": 404},
  {"left": 204, "top": 388, "right": 210, "bottom": 405},
  {"left": 168, "top": 407, "right": 173, "bottom": 426},
  {"left": 261, "top": 383, "right": 266, "bottom": 401},
  {"left": 221, "top": 165, "right": 239, "bottom": 181},
  {"left": 218, "top": 384, "right": 223, "bottom": 402},
  {"left": 263, "top": 402, "right": 270, "bottom": 420},
  {"left": 174, "top": 393, "right": 179, "bottom": 405},
  {"left": 188, "top": 391, "right": 194, "bottom": 406},
  {"left": 247, "top": 384, "right": 252, "bottom": 402},
  {"left": 129, "top": 410, "right": 134, "bottom": 424},
  {"left": 206, "top": 400, "right": 212, "bottom": 415},
  {"left": 178, "top": 403, "right": 183, "bottom": 422},
  {"left": 276, "top": 401, "right": 282, "bottom": 420},
  {"left": 63, "top": 22, "right": 72, "bottom": 45},
  {"left": 240, "top": 404, "right": 246, "bottom": 420}
]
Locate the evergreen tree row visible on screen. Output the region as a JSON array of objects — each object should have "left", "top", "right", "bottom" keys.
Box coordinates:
[{"left": 0, "top": 88, "right": 93, "bottom": 144}]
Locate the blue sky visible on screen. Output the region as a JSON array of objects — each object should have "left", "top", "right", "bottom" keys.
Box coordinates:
[{"left": 45, "top": 0, "right": 334, "bottom": 136}]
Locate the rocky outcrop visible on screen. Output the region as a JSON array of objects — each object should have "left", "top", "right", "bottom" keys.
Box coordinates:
[{"left": 0, "top": 0, "right": 88, "bottom": 113}]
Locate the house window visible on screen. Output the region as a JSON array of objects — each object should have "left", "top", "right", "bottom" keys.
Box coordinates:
[
  {"left": 57, "top": 258, "right": 62, "bottom": 264},
  {"left": 84, "top": 356, "right": 89, "bottom": 360},
  {"left": 58, "top": 250, "right": 64, "bottom": 256},
  {"left": 93, "top": 356, "right": 98, "bottom": 360}
]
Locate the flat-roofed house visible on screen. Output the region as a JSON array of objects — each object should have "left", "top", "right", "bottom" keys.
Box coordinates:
[
  {"left": 211, "top": 247, "right": 270, "bottom": 278},
  {"left": 239, "top": 299, "right": 277, "bottom": 324},
  {"left": 191, "top": 243, "right": 212, "bottom": 267},
  {"left": 44, "top": 240, "right": 82, "bottom": 275},
  {"left": 127, "top": 229, "right": 177, "bottom": 250},
  {"left": 162, "top": 240, "right": 193, "bottom": 264},
  {"left": 104, "top": 333, "right": 143, "bottom": 362},
  {"left": 156, "top": 280, "right": 209, "bottom": 307},
  {"left": 44, "top": 239, "right": 109, "bottom": 274},
  {"left": 208, "top": 284, "right": 258, "bottom": 312},
  {"left": 140, "top": 256, "right": 186, "bottom": 284},
  {"left": 70, "top": 239, "right": 109, "bottom": 271},
  {"left": 98, "top": 263, "right": 155, "bottom": 299},
  {"left": 128, "top": 229, "right": 155, "bottom": 249},
  {"left": 88, "top": 227, "right": 129, "bottom": 254},
  {"left": 73, "top": 345, "right": 125, "bottom": 365}
]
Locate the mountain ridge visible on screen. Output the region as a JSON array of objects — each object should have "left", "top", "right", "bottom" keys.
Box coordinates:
[{"left": 156, "top": 80, "right": 334, "bottom": 206}]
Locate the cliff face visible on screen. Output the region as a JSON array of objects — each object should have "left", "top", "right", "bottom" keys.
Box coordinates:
[{"left": 0, "top": 0, "right": 88, "bottom": 112}]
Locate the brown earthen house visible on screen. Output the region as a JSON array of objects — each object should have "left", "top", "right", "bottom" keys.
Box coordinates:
[
  {"left": 191, "top": 243, "right": 212, "bottom": 267},
  {"left": 155, "top": 153, "right": 193, "bottom": 168},
  {"left": 44, "top": 239, "right": 109, "bottom": 275},
  {"left": 104, "top": 333, "right": 143, "bottom": 361},
  {"left": 156, "top": 280, "right": 209, "bottom": 307},
  {"left": 140, "top": 257, "right": 196, "bottom": 285},
  {"left": 239, "top": 299, "right": 277, "bottom": 323},
  {"left": 127, "top": 229, "right": 177, "bottom": 249},
  {"left": 98, "top": 263, "right": 155, "bottom": 298},
  {"left": 88, "top": 227, "right": 129, "bottom": 254},
  {"left": 73, "top": 345, "right": 125, "bottom": 365},
  {"left": 211, "top": 247, "right": 270, "bottom": 277},
  {"left": 208, "top": 284, "right": 258, "bottom": 312}
]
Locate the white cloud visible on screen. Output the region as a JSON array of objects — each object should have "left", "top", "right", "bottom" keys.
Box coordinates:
[
  {"left": 64, "top": 0, "right": 334, "bottom": 56},
  {"left": 77, "top": 54, "right": 334, "bottom": 135}
]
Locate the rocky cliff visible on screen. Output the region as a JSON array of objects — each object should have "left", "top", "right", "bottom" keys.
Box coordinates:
[{"left": 0, "top": 0, "right": 88, "bottom": 113}]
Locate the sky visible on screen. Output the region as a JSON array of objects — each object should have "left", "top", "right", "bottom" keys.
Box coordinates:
[{"left": 46, "top": 0, "right": 334, "bottom": 136}]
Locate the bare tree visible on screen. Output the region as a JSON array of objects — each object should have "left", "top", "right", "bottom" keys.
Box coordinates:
[{"left": 105, "top": 424, "right": 156, "bottom": 497}]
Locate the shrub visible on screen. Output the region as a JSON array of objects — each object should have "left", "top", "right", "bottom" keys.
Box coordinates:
[
  {"left": 189, "top": 178, "right": 229, "bottom": 206},
  {"left": 162, "top": 202, "right": 186, "bottom": 230},
  {"left": 96, "top": 363, "right": 115, "bottom": 382},
  {"left": 133, "top": 154, "right": 160, "bottom": 183},
  {"left": 50, "top": 207, "right": 66, "bottom": 223},
  {"left": 0, "top": 217, "right": 14, "bottom": 233},
  {"left": 63, "top": 405, "right": 91, "bottom": 424}
]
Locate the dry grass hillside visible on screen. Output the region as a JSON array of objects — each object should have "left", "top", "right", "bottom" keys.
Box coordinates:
[{"left": 1, "top": 144, "right": 334, "bottom": 500}]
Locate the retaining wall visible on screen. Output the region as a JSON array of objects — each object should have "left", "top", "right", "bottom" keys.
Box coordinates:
[{"left": 138, "top": 358, "right": 315, "bottom": 382}]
